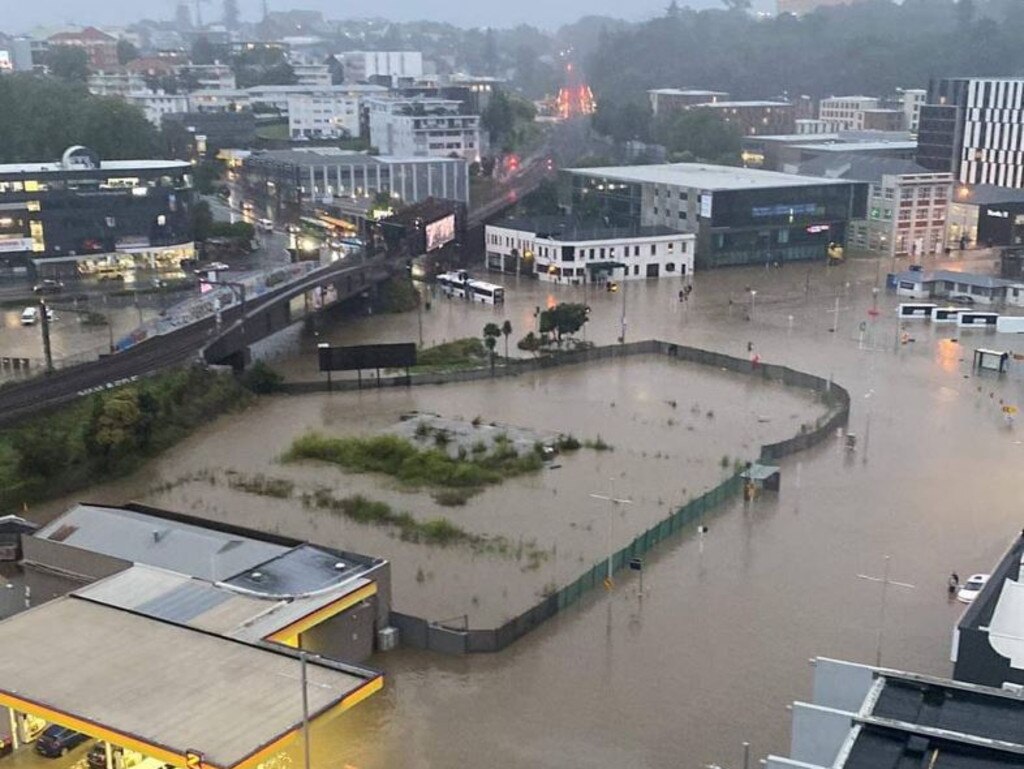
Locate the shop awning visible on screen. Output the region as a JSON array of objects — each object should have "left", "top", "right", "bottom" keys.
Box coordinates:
[{"left": 0, "top": 596, "right": 382, "bottom": 769}]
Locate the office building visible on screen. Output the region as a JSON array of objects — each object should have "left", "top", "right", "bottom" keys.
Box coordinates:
[
  {"left": 742, "top": 130, "right": 916, "bottom": 173},
  {"left": 240, "top": 148, "right": 469, "bottom": 221},
  {"left": 796, "top": 119, "right": 831, "bottom": 135},
  {"left": 896, "top": 87, "right": 927, "bottom": 133},
  {"left": 291, "top": 62, "right": 332, "bottom": 87},
  {"left": 766, "top": 656, "right": 1024, "bottom": 769},
  {"left": 367, "top": 97, "right": 482, "bottom": 161},
  {"left": 861, "top": 108, "right": 904, "bottom": 132},
  {"left": 0, "top": 145, "right": 194, "bottom": 278},
  {"left": 918, "top": 77, "right": 1024, "bottom": 188},
  {"left": 567, "top": 163, "right": 866, "bottom": 268},
  {"left": 647, "top": 88, "right": 730, "bottom": 116},
  {"left": 697, "top": 101, "right": 795, "bottom": 136},
  {"left": 287, "top": 90, "right": 361, "bottom": 139},
  {"left": 336, "top": 51, "right": 423, "bottom": 85},
  {"left": 47, "top": 27, "right": 119, "bottom": 71},
  {"left": 797, "top": 154, "right": 951, "bottom": 258},
  {"left": 485, "top": 216, "right": 695, "bottom": 283},
  {"left": 819, "top": 96, "right": 881, "bottom": 131},
  {"left": 944, "top": 183, "right": 1024, "bottom": 248},
  {"left": 0, "top": 36, "right": 34, "bottom": 72}
]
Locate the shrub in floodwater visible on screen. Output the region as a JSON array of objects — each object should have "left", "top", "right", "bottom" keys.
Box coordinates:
[
  {"left": 433, "top": 488, "right": 475, "bottom": 506},
  {"left": 556, "top": 434, "right": 581, "bottom": 452},
  {"left": 419, "top": 518, "right": 463, "bottom": 545},
  {"left": 583, "top": 436, "right": 612, "bottom": 451}
]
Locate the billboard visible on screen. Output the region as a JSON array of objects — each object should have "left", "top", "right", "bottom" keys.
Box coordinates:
[
  {"left": 319, "top": 343, "right": 417, "bottom": 371},
  {"left": 425, "top": 213, "right": 456, "bottom": 252},
  {"left": 699, "top": 192, "right": 713, "bottom": 219}
]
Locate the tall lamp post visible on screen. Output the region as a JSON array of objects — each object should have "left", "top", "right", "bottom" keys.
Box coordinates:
[
  {"left": 590, "top": 479, "right": 632, "bottom": 589},
  {"left": 856, "top": 555, "right": 915, "bottom": 666}
]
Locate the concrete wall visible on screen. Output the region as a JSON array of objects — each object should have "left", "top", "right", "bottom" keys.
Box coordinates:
[
  {"left": 21, "top": 537, "right": 130, "bottom": 604},
  {"left": 301, "top": 597, "right": 376, "bottom": 663},
  {"left": 811, "top": 657, "right": 875, "bottom": 713},
  {"left": 789, "top": 703, "right": 856, "bottom": 766}
]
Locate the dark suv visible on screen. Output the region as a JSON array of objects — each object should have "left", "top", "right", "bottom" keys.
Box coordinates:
[
  {"left": 32, "top": 280, "right": 64, "bottom": 295},
  {"left": 35, "top": 726, "right": 88, "bottom": 757}
]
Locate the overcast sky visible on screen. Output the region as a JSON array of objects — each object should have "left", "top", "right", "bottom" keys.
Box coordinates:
[{"left": 4, "top": 0, "right": 719, "bottom": 33}]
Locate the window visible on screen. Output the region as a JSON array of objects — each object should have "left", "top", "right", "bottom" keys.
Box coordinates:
[
  {"left": 680, "top": 242, "right": 687, "bottom": 253},
  {"left": 600, "top": 247, "right": 606, "bottom": 258},
  {"left": 668, "top": 242, "right": 674, "bottom": 252},
  {"left": 665, "top": 262, "right": 676, "bottom": 272},
  {"left": 634, "top": 246, "right": 640, "bottom": 256},
  {"left": 650, "top": 244, "right": 656, "bottom": 255},
  {"left": 678, "top": 211, "right": 687, "bottom": 220}
]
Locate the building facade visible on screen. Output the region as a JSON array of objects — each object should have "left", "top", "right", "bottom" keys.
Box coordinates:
[
  {"left": 647, "top": 89, "right": 730, "bottom": 116},
  {"left": 240, "top": 148, "right": 469, "bottom": 221},
  {"left": 287, "top": 91, "right": 361, "bottom": 139},
  {"left": 0, "top": 146, "right": 194, "bottom": 278},
  {"left": 485, "top": 217, "right": 695, "bottom": 283},
  {"left": 337, "top": 51, "right": 423, "bottom": 85},
  {"left": 897, "top": 87, "right": 926, "bottom": 133},
  {"left": 567, "top": 163, "right": 867, "bottom": 268},
  {"left": 918, "top": 77, "right": 1024, "bottom": 188},
  {"left": 47, "top": 26, "right": 118, "bottom": 71},
  {"left": 127, "top": 91, "right": 190, "bottom": 127},
  {"left": 697, "top": 101, "right": 795, "bottom": 136},
  {"left": 818, "top": 96, "right": 881, "bottom": 131},
  {"left": 367, "top": 98, "right": 482, "bottom": 160}
]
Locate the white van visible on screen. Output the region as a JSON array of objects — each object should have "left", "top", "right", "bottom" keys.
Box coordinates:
[
  {"left": 257, "top": 218, "right": 274, "bottom": 232},
  {"left": 20, "top": 307, "right": 38, "bottom": 326}
]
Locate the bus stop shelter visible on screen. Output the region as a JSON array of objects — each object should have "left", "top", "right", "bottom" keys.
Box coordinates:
[{"left": 0, "top": 596, "right": 382, "bottom": 769}]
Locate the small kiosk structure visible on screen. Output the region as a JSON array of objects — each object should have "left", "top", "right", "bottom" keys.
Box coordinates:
[
  {"left": 973, "top": 348, "right": 1010, "bottom": 373},
  {"left": 742, "top": 463, "right": 781, "bottom": 500}
]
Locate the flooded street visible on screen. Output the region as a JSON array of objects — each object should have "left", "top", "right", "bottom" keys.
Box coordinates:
[{"left": 32, "top": 254, "right": 1024, "bottom": 768}]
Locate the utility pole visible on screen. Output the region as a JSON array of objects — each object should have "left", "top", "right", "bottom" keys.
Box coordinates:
[
  {"left": 299, "top": 651, "right": 311, "bottom": 769},
  {"left": 619, "top": 279, "right": 627, "bottom": 343},
  {"left": 856, "top": 555, "right": 915, "bottom": 666},
  {"left": 590, "top": 479, "right": 632, "bottom": 589},
  {"left": 38, "top": 299, "right": 53, "bottom": 373}
]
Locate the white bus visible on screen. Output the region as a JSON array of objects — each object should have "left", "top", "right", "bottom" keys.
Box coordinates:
[
  {"left": 437, "top": 271, "right": 506, "bottom": 305},
  {"left": 996, "top": 316, "right": 1024, "bottom": 333},
  {"left": 932, "top": 307, "right": 965, "bottom": 323},
  {"left": 898, "top": 303, "right": 936, "bottom": 319},
  {"left": 958, "top": 311, "right": 999, "bottom": 327}
]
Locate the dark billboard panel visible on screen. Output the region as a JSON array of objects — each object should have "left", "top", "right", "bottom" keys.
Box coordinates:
[{"left": 319, "top": 343, "right": 417, "bottom": 371}]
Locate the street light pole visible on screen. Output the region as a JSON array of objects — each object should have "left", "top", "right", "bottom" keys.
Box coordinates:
[
  {"left": 856, "top": 555, "right": 915, "bottom": 666},
  {"left": 590, "top": 479, "right": 632, "bottom": 588},
  {"left": 300, "top": 651, "right": 312, "bottom": 769}
]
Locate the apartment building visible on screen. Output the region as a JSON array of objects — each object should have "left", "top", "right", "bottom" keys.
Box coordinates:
[
  {"left": 367, "top": 98, "right": 482, "bottom": 160},
  {"left": 818, "top": 96, "right": 881, "bottom": 131},
  {"left": 287, "top": 90, "right": 361, "bottom": 139}
]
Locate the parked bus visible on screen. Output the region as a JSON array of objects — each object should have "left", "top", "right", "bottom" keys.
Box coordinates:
[
  {"left": 898, "top": 303, "right": 936, "bottom": 319},
  {"left": 932, "top": 307, "right": 965, "bottom": 323},
  {"left": 958, "top": 311, "right": 999, "bottom": 327},
  {"left": 996, "top": 316, "right": 1024, "bottom": 333},
  {"left": 437, "top": 271, "right": 505, "bottom": 305}
]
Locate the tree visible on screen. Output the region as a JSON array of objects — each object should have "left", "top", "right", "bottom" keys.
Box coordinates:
[
  {"left": 656, "top": 109, "right": 742, "bottom": 165},
  {"left": 191, "top": 36, "right": 219, "bottom": 66},
  {"left": 501, "top": 320, "right": 513, "bottom": 361},
  {"left": 193, "top": 159, "right": 224, "bottom": 194},
  {"left": 517, "top": 331, "right": 541, "bottom": 357},
  {"left": 46, "top": 47, "right": 89, "bottom": 83},
  {"left": 90, "top": 391, "right": 143, "bottom": 467},
  {"left": 483, "top": 322, "right": 502, "bottom": 375},
  {"left": 117, "top": 39, "right": 139, "bottom": 66},
  {"left": 523, "top": 178, "right": 561, "bottom": 216},
  {"left": 539, "top": 303, "right": 590, "bottom": 342},
  {"left": 191, "top": 200, "right": 214, "bottom": 242}
]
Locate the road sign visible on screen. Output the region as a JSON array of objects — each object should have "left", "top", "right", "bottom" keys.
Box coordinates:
[{"left": 629, "top": 558, "right": 643, "bottom": 571}]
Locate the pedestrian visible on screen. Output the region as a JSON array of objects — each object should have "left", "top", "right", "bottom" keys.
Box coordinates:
[{"left": 948, "top": 572, "right": 960, "bottom": 596}]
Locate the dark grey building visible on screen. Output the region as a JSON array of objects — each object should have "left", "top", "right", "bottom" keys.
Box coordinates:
[
  {"left": 162, "top": 111, "right": 257, "bottom": 158},
  {"left": 953, "top": 533, "right": 1024, "bottom": 689},
  {"left": 23, "top": 502, "right": 392, "bottom": 663},
  {"left": 766, "top": 656, "right": 1024, "bottom": 769},
  {"left": 0, "top": 145, "right": 195, "bottom": 279}
]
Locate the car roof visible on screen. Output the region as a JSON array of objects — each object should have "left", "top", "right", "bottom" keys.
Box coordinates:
[{"left": 966, "top": 573, "right": 990, "bottom": 582}]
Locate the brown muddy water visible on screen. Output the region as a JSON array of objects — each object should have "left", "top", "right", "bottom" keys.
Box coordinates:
[{"left": 35, "top": 255, "right": 1024, "bottom": 768}]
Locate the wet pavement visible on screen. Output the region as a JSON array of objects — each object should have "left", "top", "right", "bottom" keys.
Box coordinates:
[{"left": 25, "top": 253, "right": 1024, "bottom": 769}]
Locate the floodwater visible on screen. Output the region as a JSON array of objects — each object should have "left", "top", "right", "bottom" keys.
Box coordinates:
[{"left": 34, "top": 253, "right": 1024, "bottom": 768}]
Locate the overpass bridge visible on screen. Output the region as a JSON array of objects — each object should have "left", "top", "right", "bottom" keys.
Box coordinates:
[{"left": 0, "top": 256, "right": 398, "bottom": 428}]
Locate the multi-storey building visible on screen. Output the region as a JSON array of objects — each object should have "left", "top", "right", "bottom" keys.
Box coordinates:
[
  {"left": 367, "top": 98, "right": 482, "bottom": 161},
  {"left": 861, "top": 108, "right": 904, "bottom": 132},
  {"left": 567, "top": 163, "right": 867, "bottom": 268},
  {"left": 818, "top": 96, "right": 881, "bottom": 131},
  {"left": 291, "top": 62, "right": 332, "bottom": 87},
  {"left": 798, "top": 154, "right": 951, "bottom": 259},
  {"left": 896, "top": 87, "right": 926, "bottom": 133},
  {"left": 87, "top": 70, "right": 147, "bottom": 97},
  {"left": 336, "top": 51, "right": 423, "bottom": 86},
  {"left": 0, "top": 146, "right": 195, "bottom": 278},
  {"left": 918, "top": 77, "right": 1024, "bottom": 188},
  {"left": 695, "top": 101, "right": 795, "bottom": 136},
  {"left": 127, "top": 91, "right": 190, "bottom": 126},
  {"left": 47, "top": 27, "right": 118, "bottom": 71},
  {"left": 647, "top": 89, "right": 730, "bottom": 116},
  {"left": 287, "top": 91, "right": 361, "bottom": 139},
  {"left": 177, "top": 63, "right": 237, "bottom": 91},
  {"left": 485, "top": 216, "right": 695, "bottom": 283},
  {"left": 0, "top": 36, "right": 34, "bottom": 72}
]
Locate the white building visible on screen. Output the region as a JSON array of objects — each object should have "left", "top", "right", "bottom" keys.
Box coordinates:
[
  {"left": 287, "top": 91, "right": 361, "bottom": 139},
  {"left": 247, "top": 83, "right": 387, "bottom": 114},
  {"left": 367, "top": 98, "right": 482, "bottom": 161},
  {"left": 337, "top": 51, "right": 423, "bottom": 85},
  {"left": 127, "top": 91, "right": 190, "bottom": 126},
  {"left": 485, "top": 217, "right": 695, "bottom": 284},
  {"left": 818, "top": 96, "right": 881, "bottom": 131},
  {"left": 795, "top": 118, "right": 830, "bottom": 135},
  {"left": 178, "top": 63, "right": 237, "bottom": 91},
  {"left": 87, "top": 70, "right": 146, "bottom": 97},
  {"left": 897, "top": 87, "right": 926, "bottom": 133},
  {"left": 188, "top": 88, "right": 250, "bottom": 113},
  {"left": 291, "top": 62, "right": 332, "bottom": 87}
]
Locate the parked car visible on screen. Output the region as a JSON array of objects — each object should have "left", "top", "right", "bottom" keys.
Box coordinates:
[
  {"left": 88, "top": 742, "right": 124, "bottom": 769},
  {"left": 35, "top": 726, "right": 88, "bottom": 757},
  {"left": 257, "top": 218, "right": 274, "bottom": 232},
  {"left": 957, "top": 573, "right": 990, "bottom": 603},
  {"left": 949, "top": 293, "right": 975, "bottom": 305},
  {"left": 32, "top": 280, "right": 64, "bottom": 295},
  {"left": 20, "top": 307, "right": 38, "bottom": 326}
]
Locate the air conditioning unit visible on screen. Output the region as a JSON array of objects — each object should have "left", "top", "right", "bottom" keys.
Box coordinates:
[{"left": 377, "top": 626, "right": 399, "bottom": 651}]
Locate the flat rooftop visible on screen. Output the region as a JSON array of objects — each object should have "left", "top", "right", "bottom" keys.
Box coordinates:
[
  {"left": 648, "top": 88, "right": 729, "bottom": 96},
  {"left": 246, "top": 149, "right": 465, "bottom": 167},
  {"left": 491, "top": 215, "right": 684, "bottom": 242},
  {"left": 0, "top": 596, "right": 380, "bottom": 769},
  {"left": 699, "top": 100, "right": 791, "bottom": 108},
  {"left": 568, "top": 163, "right": 855, "bottom": 191},
  {"left": 893, "top": 270, "right": 1012, "bottom": 289},
  {"left": 791, "top": 141, "right": 917, "bottom": 152},
  {"left": 35, "top": 504, "right": 289, "bottom": 581},
  {"left": 0, "top": 159, "right": 190, "bottom": 175}
]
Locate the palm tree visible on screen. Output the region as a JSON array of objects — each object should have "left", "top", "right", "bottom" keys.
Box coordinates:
[
  {"left": 483, "top": 322, "right": 501, "bottom": 376},
  {"left": 501, "top": 320, "right": 513, "bottom": 362}
]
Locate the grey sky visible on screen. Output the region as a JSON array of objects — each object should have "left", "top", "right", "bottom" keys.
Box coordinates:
[{"left": 5, "top": 0, "right": 720, "bottom": 34}]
